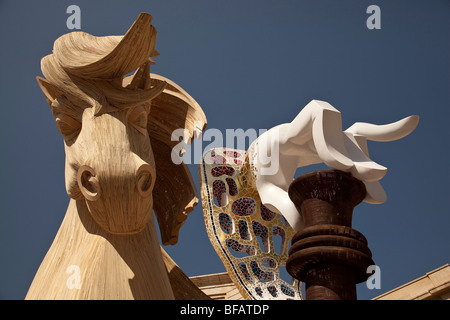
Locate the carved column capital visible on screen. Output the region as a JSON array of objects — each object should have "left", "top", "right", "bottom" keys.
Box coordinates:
[{"left": 286, "top": 170, "right": 374, "bottom": 300}]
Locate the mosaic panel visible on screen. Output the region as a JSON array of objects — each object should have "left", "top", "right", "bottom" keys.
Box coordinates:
[{"left": 199, "top": 147, "right": 303, "bottom": 300}]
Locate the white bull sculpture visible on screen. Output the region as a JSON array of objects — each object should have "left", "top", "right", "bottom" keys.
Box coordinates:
[{"left": 249, "top": 99, "right": 419, "bottom": 231}]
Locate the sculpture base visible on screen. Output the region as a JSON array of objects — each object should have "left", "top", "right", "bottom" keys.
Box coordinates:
[{"left": 286, "top": 170, "right": 374, "bottom": 300}]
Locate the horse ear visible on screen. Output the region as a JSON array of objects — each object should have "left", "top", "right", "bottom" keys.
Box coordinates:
[{"left": 36, "top": 76, "right": 63, "bottom": 106}]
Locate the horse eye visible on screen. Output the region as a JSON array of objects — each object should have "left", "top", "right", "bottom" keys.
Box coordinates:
[{"left": 55, "top": 113, "right": 81, "bottom": 141}]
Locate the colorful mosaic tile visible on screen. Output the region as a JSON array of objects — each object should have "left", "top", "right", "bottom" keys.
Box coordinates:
[
  {"left": 272, "top": 225, "right": 285, "bottom": 237},
  {"left": 261, "top": 257, "right": 277, "bottom": 268},
  {"left": 210, "top": 153, "right": 227, "bottom": 164},
  {"left": 238, "top": 262, "right": 251, "bottom": 281},
  {"left": 219, "top": 212, "right": 233, "bottom": 234},
  {"left": 211, "top": 166, "right": 235, "bottom": 177},
  {"left": 223, "top": 150, "right": 242, "bottom": 158},
  {"left": 226, "top": 239, "right": 255, "bottom": 256},
  {"left": 212, "top": 180, "right": 227, "bottom": 207},
  {"left": 261, "top": 204, "right": 277, "bottom": 221},
  {"left": 281, "top": 284, "right": 296, "bottom": 297},
  {"left": 231, "top": 197, "right": 256, "bottom": 216},
  {"left": 199, "top": 147, "right": 303, "bottom": 300},
  {"left": 267, "top": 286, "right": 278, "bottom": 297},
  {"left": 252, "top": 221, "right": 269, "bottom": 252},
  {"left": 255, "top": 287, "right": 264, "bottom": 298},
  {"left": 252, "top": 221, "right": 268, "bottom": 238},
  {"left": 225, "top": 178, "right": 239, "bottom": 196},
  {"left": 250, "top": 261, "right": 274, "bottom": 282},
  {"left": 238, "top": 220, "right": 250, "bottom": 240}
]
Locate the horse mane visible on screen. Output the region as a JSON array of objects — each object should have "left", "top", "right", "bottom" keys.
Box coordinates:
[{"left": 39, "top": 13, "right": 207, "bottom": 245}]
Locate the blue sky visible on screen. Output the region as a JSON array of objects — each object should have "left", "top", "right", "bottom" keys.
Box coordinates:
[{"left": 0, "top": 0, "right": 448, "bottom": 300}]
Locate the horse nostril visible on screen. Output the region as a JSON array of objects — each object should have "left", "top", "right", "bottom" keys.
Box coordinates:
[
  {"left": 136, "top": 164, "right": 156, "bottom": 198},
  {"left": 77, "top": 165, "right": 101, "bottom": 201}
]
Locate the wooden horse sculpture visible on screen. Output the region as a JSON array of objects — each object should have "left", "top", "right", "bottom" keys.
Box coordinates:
[{"left": 26, "top": 13, "right": 207, "bottom": 299}]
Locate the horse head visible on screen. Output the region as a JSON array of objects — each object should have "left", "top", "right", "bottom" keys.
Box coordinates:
[{"left": 36, "top": 13, "right": 206, "bottom": 240}]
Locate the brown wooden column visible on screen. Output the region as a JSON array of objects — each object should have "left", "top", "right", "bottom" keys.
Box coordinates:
[{"left": 286, "top": 170, "right": 374, "bottom": 300}]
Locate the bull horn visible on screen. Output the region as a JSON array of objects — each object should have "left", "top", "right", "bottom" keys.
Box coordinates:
[
  {"left": 345, "top": 115, "right": 419, "bottom": 142},
  {"left": 53, "top": 12, "right": 158, "bottom": 80}
]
